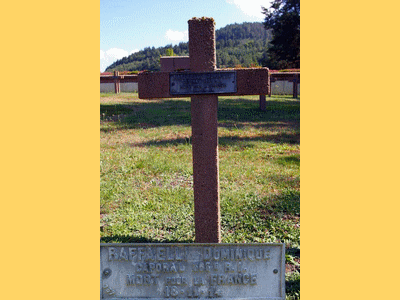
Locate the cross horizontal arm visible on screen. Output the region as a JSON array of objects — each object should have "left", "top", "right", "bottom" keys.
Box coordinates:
[{"left": 138, "top": 68, "right": 269, "bottom": 99}]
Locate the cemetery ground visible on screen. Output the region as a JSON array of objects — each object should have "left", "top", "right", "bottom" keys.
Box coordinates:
[{"left": 100, "top": 92, "right": 300, "bottom": 300}]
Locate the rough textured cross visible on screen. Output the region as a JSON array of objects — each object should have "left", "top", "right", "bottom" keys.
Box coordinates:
[{"left": 138, "top": 17, "right": 269, "bottom": 243}]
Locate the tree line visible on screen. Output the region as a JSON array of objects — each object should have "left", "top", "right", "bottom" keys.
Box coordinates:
[
  {"left": 105, "top": 1, "right": 300, "bottom": 72},
  {"left": 105, "top": 22, "right": 272, "bottom": 72}
]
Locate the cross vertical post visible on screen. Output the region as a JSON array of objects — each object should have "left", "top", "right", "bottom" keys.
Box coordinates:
[{"left": 188, "top": 18, "right": 221, "bottom": 243}]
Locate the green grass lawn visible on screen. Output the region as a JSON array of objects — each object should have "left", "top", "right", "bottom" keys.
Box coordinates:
[{"left": 100, "top": 92, "right": 300, "bottom": 299}]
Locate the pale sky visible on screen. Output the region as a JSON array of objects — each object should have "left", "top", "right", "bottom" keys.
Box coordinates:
[{"left": 100, "top": 0, "right": 272, "bottom": 71}]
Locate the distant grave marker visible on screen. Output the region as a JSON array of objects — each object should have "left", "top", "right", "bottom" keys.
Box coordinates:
[{"left": 114, "top": 71, "right": 120, "bottom": 94}]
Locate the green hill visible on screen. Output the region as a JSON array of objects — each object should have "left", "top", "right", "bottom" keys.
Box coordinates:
[{"left": 105, "top": 22, "right": 272, "bottom": 72}]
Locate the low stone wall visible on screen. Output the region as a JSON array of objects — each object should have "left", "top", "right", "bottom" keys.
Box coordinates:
[
  {"left": 270, "top": 72, "right": 300, "bottom": 97},
  {"left": 121, "top": 82, "right": 138, "bottom": 93},
  {"left": 100, "top": 83, "right": 115, "bottom": 93},
  {"left": 271, "top": 81, "right": 300, "bottom": 96},
  {"left": 100, "top": 71, "right": 299, "bottom": 96},
  {"left": 100, "top": 73, "right": 139, "bottom": 93},
  {"left": 100, "top": 79, "right": 298, "bottom": 95},
  {"left": 100, "top": 82, "right": 139, "bottom": 93}
]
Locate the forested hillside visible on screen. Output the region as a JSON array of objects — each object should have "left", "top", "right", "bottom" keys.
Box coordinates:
[{"left": 105, "top": 22, "right": 272, "bottom": 72}]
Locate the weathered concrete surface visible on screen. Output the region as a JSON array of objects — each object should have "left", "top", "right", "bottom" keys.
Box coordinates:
[
  {"left": 189, "top": 18, "right": 221, "bottom": 244},
  {"left": 138, "top": 68, "right": 269, "bottom": 99},
  {"left": 138, "top": 72, "right": 170, "bottom": 99},
  {"left": 191, "top": 94, "right": 220, "bottom": 243},
  {"left": 188, "top": 18, "right": 216, "bottom": 72},
  {"left": 160, "top": 56, "right": 190, "bottom": 72},
  {"left": 235, "top": 68, "right": 269, "bottom": 95},
  {"left": 100, "top": 243, "right": 286, "bottom": 299}
]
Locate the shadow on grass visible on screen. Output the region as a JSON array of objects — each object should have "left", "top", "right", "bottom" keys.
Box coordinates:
[
  {"left": 264, "top": 190, "right": 300, "bottom": 216},
  {"left": 218, "top": 98, "right": 300, "bottom": 124},
  {"left": 128, "top": 131, "right": 299, "bottom": 148},
  {"left": 100, "top": 99, "right": 191, "bottom": 130},
  {"left": 100, "top": 96, "right": 300, "bottom": 146},
  {"left": 100, "top": 96, "right": 299, "bottom": 132},
  {"left": 276, "top": 154, "right": 300, "bottom": 166},
  {"left": 286, "top": 272, "right": 300, "bottom": 300},
  {"left": 100, "top": 235, "right": 193, "bottom": 244}
]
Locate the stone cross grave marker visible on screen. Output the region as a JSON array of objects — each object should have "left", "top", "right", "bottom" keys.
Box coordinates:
[{"left": 138, "top": 17, "right": 269, "bottom": 243}]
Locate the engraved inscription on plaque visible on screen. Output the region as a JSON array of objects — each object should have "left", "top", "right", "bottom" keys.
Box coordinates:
[
  {"left": 170, "top": 71, "right": 237, "bottom": 95},
  {"left": 100, "top": 243, "right": 285, "bottom": 299}
]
